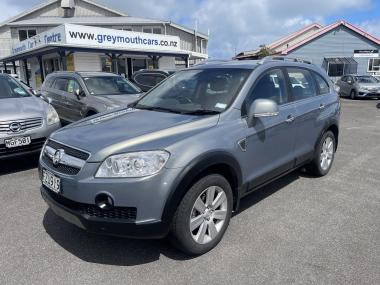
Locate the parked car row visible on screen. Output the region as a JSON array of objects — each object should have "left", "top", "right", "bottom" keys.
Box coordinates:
[
  {"left": 0, "top": 69, "right": 171, "bottom": 162},
  {"left": 335, "top": 74, "right": 380, "bottom": 99}
]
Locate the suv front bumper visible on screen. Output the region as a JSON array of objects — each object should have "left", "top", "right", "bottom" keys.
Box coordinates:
[{"left": 41, "top": 186, "right": 170, "bottom": 238}]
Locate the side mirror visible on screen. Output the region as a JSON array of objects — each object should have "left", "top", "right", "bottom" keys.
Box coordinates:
[
  {"left": 248, "top": 99, "right": 279, "bottom": 118},
  {"left": 42, "top": 97, "right": 52, "bottom": 104}
]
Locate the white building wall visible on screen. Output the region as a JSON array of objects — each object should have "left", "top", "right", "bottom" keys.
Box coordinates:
[
  {"left": 73, "top": 52, "right": 101, "bottom": 71},
  {"left": 158, "top": 57, "right": 175, "bottom": 69}
]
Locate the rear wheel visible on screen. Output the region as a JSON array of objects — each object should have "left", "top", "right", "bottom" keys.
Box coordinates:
[
  {"left": 306, "top": 131, "right": 336, "bottom": 176},
  {"left": 350, "top": 90, "right": 357, "bottom": 100},
  {"left": 169, "top": 174, "right": 233, "bottom": 255}
]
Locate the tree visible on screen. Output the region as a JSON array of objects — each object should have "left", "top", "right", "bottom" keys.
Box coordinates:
[{"left": 256, "top": 45, "right": 275, "bottom": 59}]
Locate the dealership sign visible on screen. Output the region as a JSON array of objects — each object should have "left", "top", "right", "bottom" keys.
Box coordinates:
[
  {"left": 11, "top": 24, "right": 181, "bottom": 55},
  {"left": 353, "top": 49, "right": 379, "bottom": 58}
]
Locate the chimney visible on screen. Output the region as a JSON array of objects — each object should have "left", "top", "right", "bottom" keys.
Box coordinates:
[{"left": 61, "top": 0, "right": 76, "bottom": 18}]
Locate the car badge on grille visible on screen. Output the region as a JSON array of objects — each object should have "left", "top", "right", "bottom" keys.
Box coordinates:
[
  {"left": 53, "top": 149, "right": 65, "bottom": 166},
  {"left": 9, "top": 122, "right": 21, "bottom": 133}
]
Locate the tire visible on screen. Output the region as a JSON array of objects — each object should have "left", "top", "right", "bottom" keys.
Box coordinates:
[
  {"left": 350, "top": 90, "right": 357, "bottom": 100},
  {"left": 306, "top": 131, "right": 336, "bottom": 176},
  {"left": 169, "top": 174, "right": 233, "bottom": 255}
]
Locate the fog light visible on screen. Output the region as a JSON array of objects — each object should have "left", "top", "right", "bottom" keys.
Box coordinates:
[{"left": 95, "top": 193, "right": 114, "bottom": 210}]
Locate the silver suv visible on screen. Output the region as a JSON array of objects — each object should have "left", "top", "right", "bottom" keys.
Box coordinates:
[
  {"left": 39, "top": 58, "right": 340, "bottom": 255},
  {"left": 41, "top": 71, "right": 143, "bottom": 123}
]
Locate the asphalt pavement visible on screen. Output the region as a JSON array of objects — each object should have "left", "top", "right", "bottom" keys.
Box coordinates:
[{"left": 0, "top": 98, "right": 379, "bottom": 285}]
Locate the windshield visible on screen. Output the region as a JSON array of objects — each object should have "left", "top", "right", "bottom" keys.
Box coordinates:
[
  {"left": 135, "top": 68, "right": 251, "bottom": 114},
  {"left": 0, "top": 76, "right": 31, "bottom": 99},
  {"left": 83, "top": 76, "right": 141, "bottom": 95},
  {"left": 356, "top": 76, "right": 380, "bottom": 83}
]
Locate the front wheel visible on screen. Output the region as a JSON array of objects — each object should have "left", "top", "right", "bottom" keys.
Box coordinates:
[
  {"left": 169, "top": 174, "right": 233, "bottom": 255},
  {"left": 306, "top": 131, "right": 336, "bottom": 176},
  {"left": 350, "top": 90, "right": 357, "bottom": 100}
]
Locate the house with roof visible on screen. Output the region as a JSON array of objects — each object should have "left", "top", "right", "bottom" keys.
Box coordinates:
[
  {"left": 0, "top": 0, "right": 208, "bottom": 88},
  {"left": 235, "top": 20, "right": 380, "bottom": 80}
]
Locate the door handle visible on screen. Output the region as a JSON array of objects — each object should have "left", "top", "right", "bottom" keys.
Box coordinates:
[
  {"left": 285, "top": 115, "right": 295, "bottom": 123},
  {"left": 319, "top": 104, "right": 325, "bottom": 110}
]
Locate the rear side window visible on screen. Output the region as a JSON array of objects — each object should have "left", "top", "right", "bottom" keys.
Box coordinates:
[
  {"left": 313, "top": 73, "right": 330, "bottom": 95},
  {"left": 54, "top": 78, "right": 68, "bottom": 91},
  {"left": 246, "top": 69, "right": 288, "bottom": 108},
  {"left": 134, "top": 73, "right": 166, "bottom": 87},
  {"left": 287, "top": 68, "right": 317, "bottom": 101}
]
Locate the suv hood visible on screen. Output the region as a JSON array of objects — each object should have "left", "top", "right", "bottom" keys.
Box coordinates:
[
  {"left": 96, "top": 94, "right": 142, "bottom": 106},
  {"left": 0, "top": 96, "right": 48, "bottom": 121},
  {"left": 51, "top": 108, "right": 219, "bottom": 162}
]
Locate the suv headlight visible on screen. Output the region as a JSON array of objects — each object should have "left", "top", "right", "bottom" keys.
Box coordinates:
[
  {"left": 47, "top": 105, "right": 60, "bottom": 125},
  {"left": 95, "top": 150, "right": 170, "bottom": 178}
]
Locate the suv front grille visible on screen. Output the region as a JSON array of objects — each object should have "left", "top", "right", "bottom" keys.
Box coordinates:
[
  {"left": 46, "top": 140, "right": 90, "bottom": 160},
  {"left": 0, "top": 137, "right": 46, "bottom": 156},
  {"left": 45, "top": 187, "right": 137, "bottom": 221},
  {"left": 42, "top": 155, "right": 80, "bottom": 175},
  {"left": 42, "top": 139, "right": 90, "bottom": 176},
  {"left": 0, "top": 117, "right": 43, "bottom": 134}
]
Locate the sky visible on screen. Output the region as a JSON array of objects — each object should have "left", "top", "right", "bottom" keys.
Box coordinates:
[{"left": 1, "top": 0, "right": 380, "bottom": 59}]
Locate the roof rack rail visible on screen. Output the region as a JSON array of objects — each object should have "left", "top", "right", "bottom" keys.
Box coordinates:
[{"left": 259, "top": 56, "right": 312, "bottom": 65}]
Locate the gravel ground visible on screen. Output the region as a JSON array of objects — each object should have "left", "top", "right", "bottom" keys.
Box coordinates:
[{"left": 0, "top": 98, "right": 379, "bottom": 285}]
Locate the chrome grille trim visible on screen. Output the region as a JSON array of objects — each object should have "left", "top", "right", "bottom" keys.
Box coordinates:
[
  {"left": 0, "top": 117, "right": 43, "bottom": 134},
  {"left": 44, "top": 145, "right": 86, "bottom": 169}
]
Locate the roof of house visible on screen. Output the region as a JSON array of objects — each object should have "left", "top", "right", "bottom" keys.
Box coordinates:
[
  {"left": 0, "top": 0, "right": 126, "bottom": 28},
  {"left": 235, "top": 23, "right": 322, "bottom": 59},
  {"left": 281, "top": 20, "right": 380, "bottom": 55},
  {"left": 7, "top": 16, "right": 164, "bottom": 26}
]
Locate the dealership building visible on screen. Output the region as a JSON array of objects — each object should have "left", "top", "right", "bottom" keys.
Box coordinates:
[
  {"left": 235, "top": 20, "right": 380, "bottom": 80},
  {"left": 0, "top": 0, "right": 208, "bottom": 89}
]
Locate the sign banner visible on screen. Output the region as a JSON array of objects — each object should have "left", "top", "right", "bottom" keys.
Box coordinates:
[
  {"left": 353, "top": 49, "right": 379, "bottom": 58},
  {"left": 12, "top": 26, "right": 65, "bottom": 55},
  {"left": 65, "top": 24, "right": 181, "bottom": 52},
  {"left": 11, "top": 24, "right": 181, "bottom": 55}
]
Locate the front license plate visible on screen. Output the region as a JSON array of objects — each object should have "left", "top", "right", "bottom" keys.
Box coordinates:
[
  {"left": 42, "top": 169, "right": 61, "bottom": 193},
  {"left": 4, "top": 136, "right": 31, "bottom": 148}
]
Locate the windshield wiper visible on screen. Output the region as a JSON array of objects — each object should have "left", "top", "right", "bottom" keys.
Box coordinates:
[
  {"left": 181, "top": 109, "right": 221, "bottom": 115},
  {"left": 134, "top": 104, "right": 183, "bottom": 114}
]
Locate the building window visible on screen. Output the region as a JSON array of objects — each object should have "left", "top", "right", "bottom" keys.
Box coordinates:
[
  {"left": 368, "top": 58, "right": 380, "bottom": 72},
  {"left": 322, "top": 57, "right": 357, "bottom": 77},
  {"left": 18, "top": 29, "right": 37, "bottom": 41},
  {"left": 143, "top": 27, "right": 162, "bottom": 34}
]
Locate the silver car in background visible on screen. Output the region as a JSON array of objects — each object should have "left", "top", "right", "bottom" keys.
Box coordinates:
[
  {"left": 336, "top": 74, "right": 380, "bottom": 99},
  {"left": 0, "top": 74, "right": 61, "bottom": 159}
]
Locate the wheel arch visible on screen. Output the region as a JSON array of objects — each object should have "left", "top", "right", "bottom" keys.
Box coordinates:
[
  {"left": 85, "top": 108, "right": 98, "bottom": 117},
  {"left": 161, "top": 151, "right": 243, "bottom": 225},
  {"left": 316, "top": 122, "right": 339, "bottom": 152}
]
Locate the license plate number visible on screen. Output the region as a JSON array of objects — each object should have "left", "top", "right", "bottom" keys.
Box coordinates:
[
  {"left": 42, "top": 169, "right": 61, "bottom": 193},
  {"left": 4, "top": 136, "right": 31, "bottom": 148}
]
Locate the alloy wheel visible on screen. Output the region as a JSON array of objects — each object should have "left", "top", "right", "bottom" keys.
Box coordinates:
[
  {"left": 189, "top": 186, "right": 228, "bottom": 244},
  {"left": 320, "top": 136, "right": 334, "bottom": 171}
]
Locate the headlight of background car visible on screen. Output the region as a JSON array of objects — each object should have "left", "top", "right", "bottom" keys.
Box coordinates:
[
  {"left": 96, "top": 150, "right": 170, "bottom": 178},
  {"left": 106, "top": 104, "right": 121, "bottom": 110},
  {"left": 47, "top": 105, "right": 60, "bottom": 125}
]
